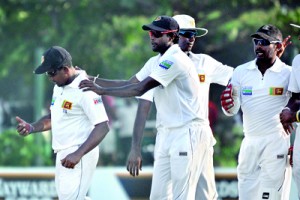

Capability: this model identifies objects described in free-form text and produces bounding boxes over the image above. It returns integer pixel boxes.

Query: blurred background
[0,0,299,199]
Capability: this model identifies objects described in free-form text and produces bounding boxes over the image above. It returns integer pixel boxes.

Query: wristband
[296,110,300,122]
[93,74,99,83]
[282,107,291,111]
[29,124,35,134]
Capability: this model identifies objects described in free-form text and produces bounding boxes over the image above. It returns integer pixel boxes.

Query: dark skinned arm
[16,114,52,136]
[61,121,110,168]
[91,75,139,87]
[280,92,300,134]
[79,76,160,97]
[127,99,152,176]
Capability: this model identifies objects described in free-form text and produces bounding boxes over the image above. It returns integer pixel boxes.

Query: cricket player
[220,24,291,200]
[16,46,109,200]
[280,23,300,199]
[126,14,234,200]
[79,15,215,200]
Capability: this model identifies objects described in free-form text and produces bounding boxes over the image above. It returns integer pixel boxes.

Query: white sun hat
[291,23,300,28]
[173,14,208,37]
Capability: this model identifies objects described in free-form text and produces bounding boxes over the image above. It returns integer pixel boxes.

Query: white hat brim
[180,27,208,37]
[290,23,300,28]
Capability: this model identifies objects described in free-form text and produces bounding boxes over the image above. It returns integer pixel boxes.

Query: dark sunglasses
[179,30,197,38]
[148,30,177,38]
[252,38,280,46]
[46,67,64,77]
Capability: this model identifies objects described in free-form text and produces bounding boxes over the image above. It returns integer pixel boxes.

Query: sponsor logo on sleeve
[242,86,252,95]
[61,100,72,110]
[93,97,103,104]
[159,60,174,70]
[269,87,283,96]
[51,98,56,106]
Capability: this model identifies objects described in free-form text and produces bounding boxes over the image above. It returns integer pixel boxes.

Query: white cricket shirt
[50,71,108,151]
[288,54,300,93]
[231,58,291,136]
[139,52,233,126]
[189,52,233,125]
[136,44,202,128]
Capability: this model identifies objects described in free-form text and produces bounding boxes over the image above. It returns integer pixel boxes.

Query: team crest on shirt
[51,97,56,106]
[242,86,252,95]
[269,87,283,96]
[62,100,72,110]
[93,97,103,104]
[159,60,174,70]
[198,74,205,82]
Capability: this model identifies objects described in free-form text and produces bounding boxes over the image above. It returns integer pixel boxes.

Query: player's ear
[276,42,282,50]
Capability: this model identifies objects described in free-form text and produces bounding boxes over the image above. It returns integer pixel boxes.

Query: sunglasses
[148,30,177,38]
[252,38,280,46]
[179,30,197,38]
[46,67,64,77]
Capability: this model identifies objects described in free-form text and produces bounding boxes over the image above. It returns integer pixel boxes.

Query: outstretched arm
[79,76,160,97]
[127,99,152,176]
[91,75,139,87]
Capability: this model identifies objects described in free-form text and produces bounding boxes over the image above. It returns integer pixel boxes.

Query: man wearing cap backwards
[280,23,300,199]
[220,24,292,199]
[15,46,110,200]
[125,14,233,200]
[79,15,214,199]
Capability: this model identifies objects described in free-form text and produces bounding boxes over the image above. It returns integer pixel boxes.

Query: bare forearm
[131,100,152,151]
[285,92,300,112]
[94,75,139,87]
[102,84,146,97]
[31,114,52,133]
[102,77,160,98]
[74,121,109,157]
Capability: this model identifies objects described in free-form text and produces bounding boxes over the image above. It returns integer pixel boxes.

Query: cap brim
[34,63,52,74]
[250,32,279,42]
[290,23,300,29]
[142,24,167,32]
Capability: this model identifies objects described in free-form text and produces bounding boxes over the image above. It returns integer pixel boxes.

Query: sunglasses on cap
[148,30,177,38]
[179,30,197,38]
[252,38,280,46]
[45,67,64,77]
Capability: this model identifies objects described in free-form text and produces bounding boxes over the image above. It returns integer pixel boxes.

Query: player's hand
[282,122,294,135]
[79,79,104,95]
[280,109,296,134]
[277,35,292,58]
[61,152,81,169]
[289,146,293,167]
[15,116,34,136]
[280,108,295,123]
[220,84,234,112]
[127,149,143,177]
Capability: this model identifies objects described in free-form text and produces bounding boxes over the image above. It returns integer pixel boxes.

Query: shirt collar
[159,44,181,62]
[247,57,283,72]
[65,70,87,89]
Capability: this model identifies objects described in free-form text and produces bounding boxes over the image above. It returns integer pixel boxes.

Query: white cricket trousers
[195,146,218,200]
[55,145,99,200]
[293,124,300,199]
[237,132,290,200]
[150,121,214,200]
